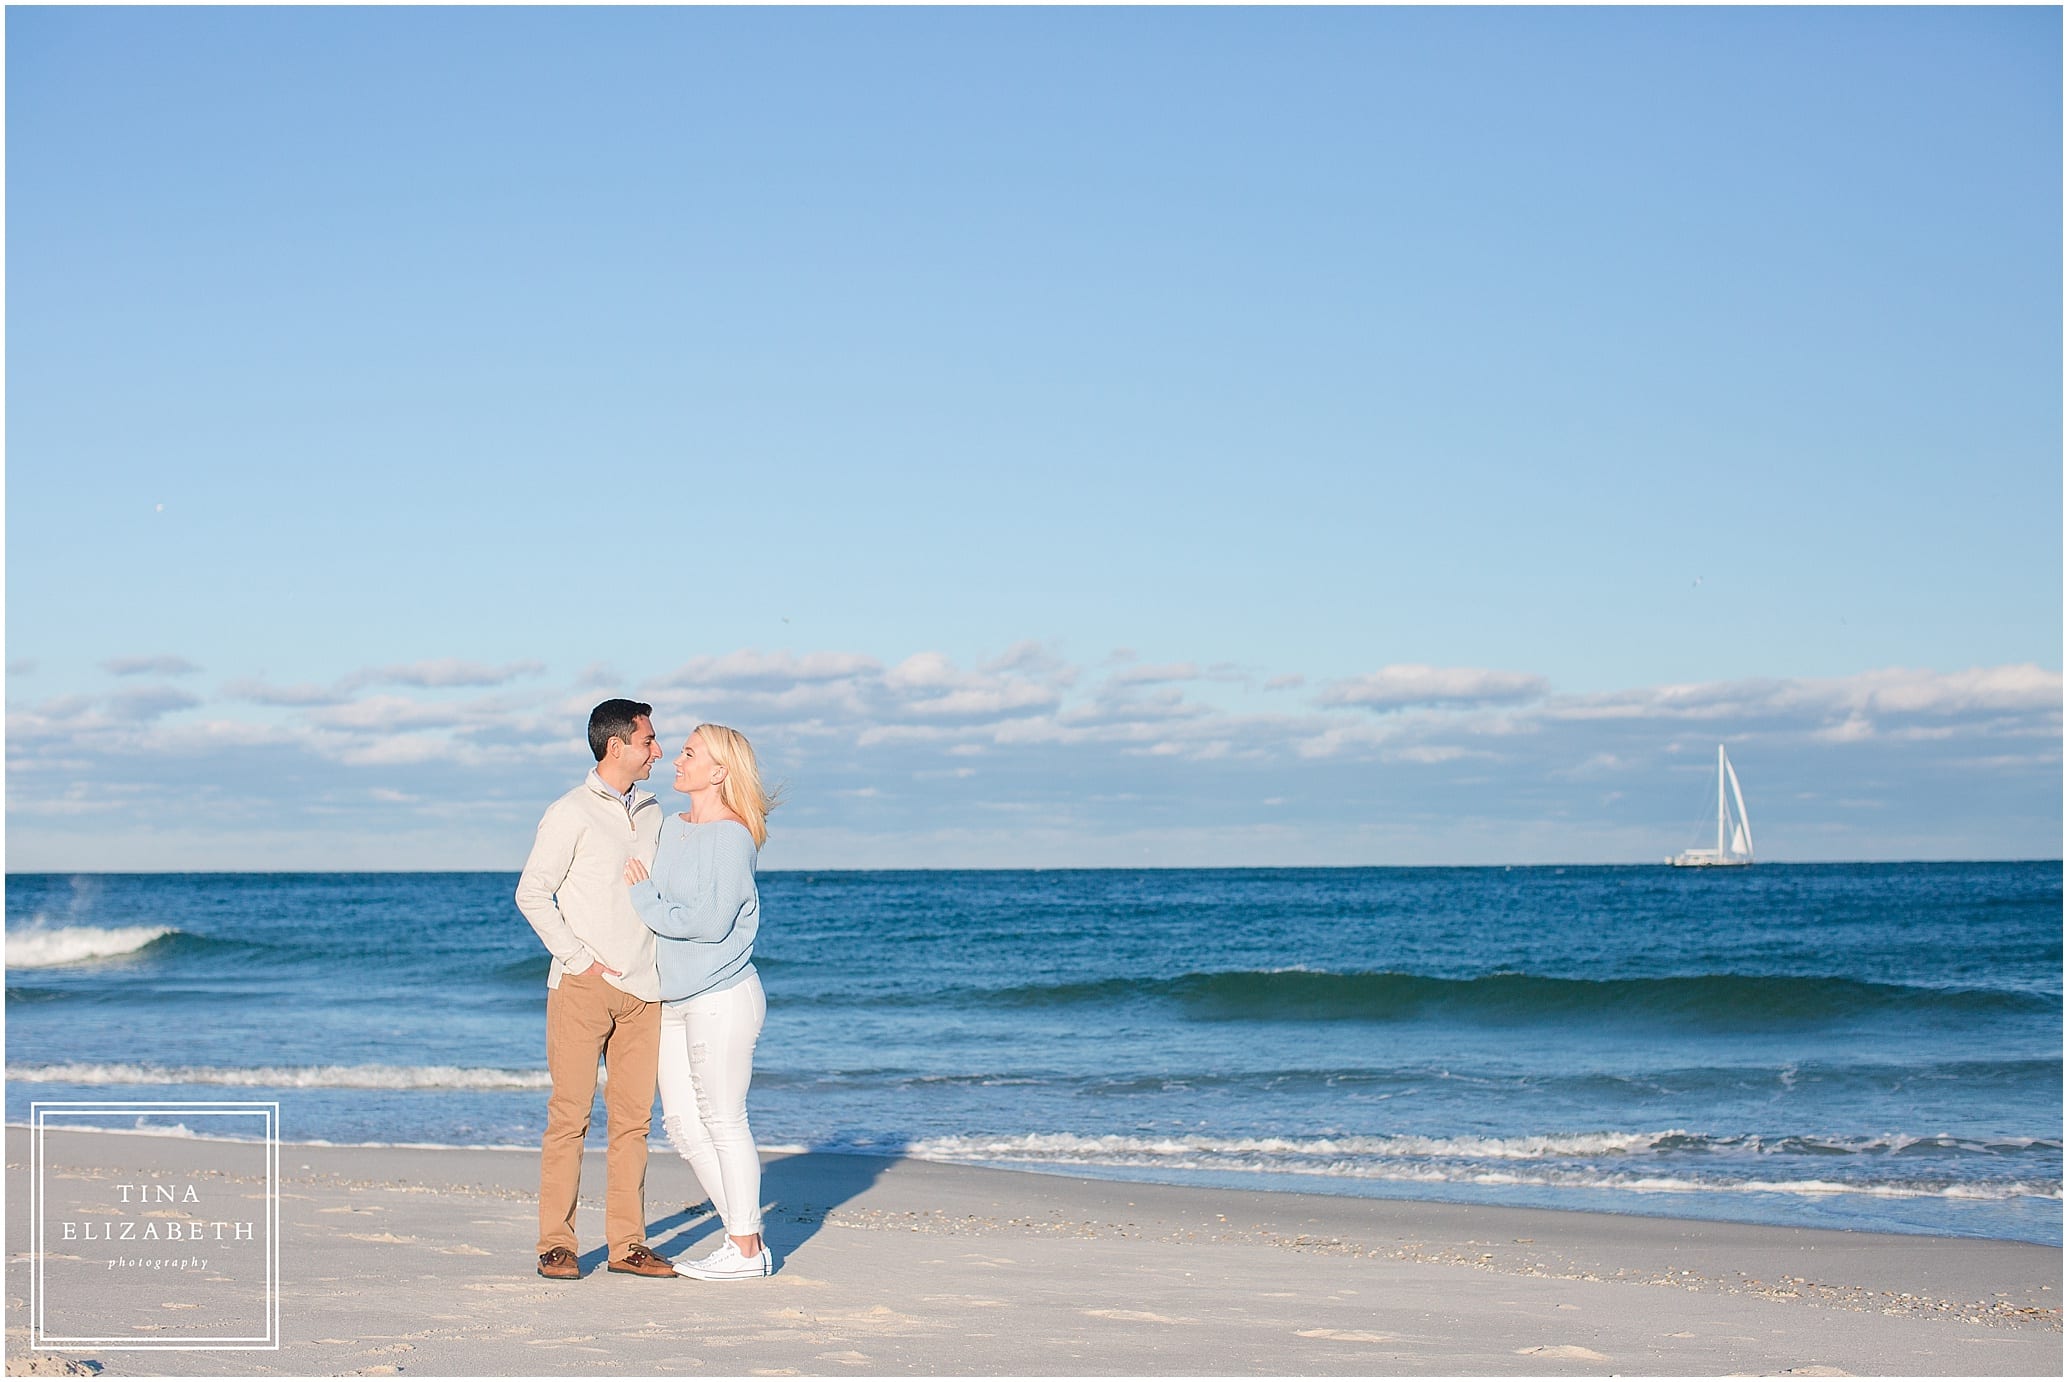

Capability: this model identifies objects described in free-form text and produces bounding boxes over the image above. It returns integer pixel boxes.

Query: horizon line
[4,858,2060,878]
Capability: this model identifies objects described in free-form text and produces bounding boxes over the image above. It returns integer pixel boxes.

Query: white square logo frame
[30,1100,281,1351]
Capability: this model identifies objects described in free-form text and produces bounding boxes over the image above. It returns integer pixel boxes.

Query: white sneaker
[673,1239,774,1281]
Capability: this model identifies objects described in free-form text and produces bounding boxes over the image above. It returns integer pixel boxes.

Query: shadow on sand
[647,1142,909,1262]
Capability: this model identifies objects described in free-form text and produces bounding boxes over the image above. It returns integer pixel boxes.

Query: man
[514,698,673,1279]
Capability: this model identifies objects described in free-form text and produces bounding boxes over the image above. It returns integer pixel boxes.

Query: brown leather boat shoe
[537,1246,580,1280]
[606,1244,674,1278]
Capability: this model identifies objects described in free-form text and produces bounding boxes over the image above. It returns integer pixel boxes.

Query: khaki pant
[537,972,660,1258]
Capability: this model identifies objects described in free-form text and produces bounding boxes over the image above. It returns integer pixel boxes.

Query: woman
[623,722,776,1281]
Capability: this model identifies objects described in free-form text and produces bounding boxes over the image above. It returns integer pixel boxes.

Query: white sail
[1725,757,1754,860]
[1669,744,1755,867]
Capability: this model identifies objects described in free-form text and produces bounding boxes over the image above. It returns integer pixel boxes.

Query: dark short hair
[588,699,653,761]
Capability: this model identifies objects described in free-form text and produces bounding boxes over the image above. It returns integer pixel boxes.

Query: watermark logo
[30,1101,280,1351]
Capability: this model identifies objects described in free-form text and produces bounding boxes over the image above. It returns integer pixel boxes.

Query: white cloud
[336,733,455,766]
[665,649,882,689]
[879,649,1069,720]
[1062,684,1211,727]
[1318,665,1550,711]
[981,641,1076,683]
[1385,745,1495,765]
[1291,719,1398,760]
[884,652,961,692]
[223,677,349,707]
[855,723,981,747]
[305,695,484,732]
[5,646,2058,868]
[104,654,202,677]
[108,686,201,722]
[8,694,98,732]
[1841,663,2060,714]
[1108,662,1200,685]
[224,661,545,707]
[1548,664,2064,738]
[1814,714,1876,744]
[349,659,546,689]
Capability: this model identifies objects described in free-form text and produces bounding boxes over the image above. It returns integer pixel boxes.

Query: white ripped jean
[656,969,766,1237]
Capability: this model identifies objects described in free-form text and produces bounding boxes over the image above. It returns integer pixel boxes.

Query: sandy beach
[4,1127,2059,1376]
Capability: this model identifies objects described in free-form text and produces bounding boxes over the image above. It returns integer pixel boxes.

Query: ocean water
[5,864,2060,1245]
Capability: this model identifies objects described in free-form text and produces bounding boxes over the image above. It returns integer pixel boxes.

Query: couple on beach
[513,699,777,1283]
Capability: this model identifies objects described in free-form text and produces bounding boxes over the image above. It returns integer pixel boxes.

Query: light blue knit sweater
[627,815,760,1003]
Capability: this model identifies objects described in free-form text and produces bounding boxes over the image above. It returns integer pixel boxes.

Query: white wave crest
[8,1062,555,1091]
[7,925,175,967]
[911,1130,1691,1162]
[902,1132,2064,1202]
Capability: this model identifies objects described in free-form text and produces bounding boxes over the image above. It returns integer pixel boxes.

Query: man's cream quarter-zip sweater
[514,770,663,1001]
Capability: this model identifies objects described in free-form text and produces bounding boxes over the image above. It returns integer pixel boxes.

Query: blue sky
[6,6,2060,870]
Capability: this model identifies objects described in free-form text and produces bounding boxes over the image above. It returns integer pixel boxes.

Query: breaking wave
[7,1062,554,1091]
[899,1131,2063,1201]
[6,925,179,967]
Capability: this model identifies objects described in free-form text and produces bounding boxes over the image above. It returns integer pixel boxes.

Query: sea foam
[6,925,174,967]
[7,1062,555,1090]
[900,1132,2064,1201]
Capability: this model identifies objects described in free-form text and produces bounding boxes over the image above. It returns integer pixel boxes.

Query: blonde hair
[696,722,778,848]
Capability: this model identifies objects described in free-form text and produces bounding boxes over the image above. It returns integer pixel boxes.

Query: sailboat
[1667,744,1754,867]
